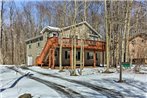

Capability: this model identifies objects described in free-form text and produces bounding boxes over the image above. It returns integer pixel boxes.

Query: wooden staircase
[35,37,58,66]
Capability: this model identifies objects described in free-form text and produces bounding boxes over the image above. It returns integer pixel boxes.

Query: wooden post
[102,51,104,67]
[94,51,96,67]
[52,49,55,69]
[82,48,85,68]
[48,49,51,68]
[59,32,62,71]
[70,48,73,69]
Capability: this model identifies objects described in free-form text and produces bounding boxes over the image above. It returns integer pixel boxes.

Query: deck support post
[51,49,55,69]
[102,51,104,67]
[94,51,96,67]
[82,48,84,68]
[48,49,51,68]
[70,48,73,69]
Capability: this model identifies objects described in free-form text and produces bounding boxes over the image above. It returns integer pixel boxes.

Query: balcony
[58,38,105,51]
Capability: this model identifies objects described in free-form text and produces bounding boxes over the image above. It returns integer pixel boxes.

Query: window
[76,52,80,60]
[29,45,31,49]
[53,34,56,37]
[75,35,78,39]
[37,42,40,47]
[96,53,98,60]
[65,51,70,59]
[87,52,93,60]
[39,37,43,41]
[55,50,58,56]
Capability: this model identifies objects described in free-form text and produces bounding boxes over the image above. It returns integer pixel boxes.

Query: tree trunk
[0,1,4,64]
[104,0,110,72]
[125,0,133,62]
[72,0,77,76]
[59,31,63,71]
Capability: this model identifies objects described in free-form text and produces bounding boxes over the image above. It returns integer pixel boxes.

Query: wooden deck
[36,37,106,68]
[59,37,106,51]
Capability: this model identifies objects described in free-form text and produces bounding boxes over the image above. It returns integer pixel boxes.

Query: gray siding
[62,24,98,40]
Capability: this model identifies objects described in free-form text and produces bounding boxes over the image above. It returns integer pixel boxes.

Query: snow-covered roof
[40,26,61,34]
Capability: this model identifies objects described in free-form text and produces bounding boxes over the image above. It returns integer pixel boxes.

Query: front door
[27,56,33,65]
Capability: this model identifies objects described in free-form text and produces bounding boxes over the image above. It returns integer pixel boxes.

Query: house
[25,21,106,68]
[129,33,147,64]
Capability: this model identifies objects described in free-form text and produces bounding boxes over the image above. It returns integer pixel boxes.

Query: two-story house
[25,21,106,68]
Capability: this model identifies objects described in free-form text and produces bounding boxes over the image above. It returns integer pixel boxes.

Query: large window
[65,51,70,59]
[55,50,58,56]
[76,51,80,60]
[87,52,93,60]
[96,53,98,60]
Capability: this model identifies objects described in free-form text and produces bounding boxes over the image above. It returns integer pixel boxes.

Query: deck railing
[58,38,106,51]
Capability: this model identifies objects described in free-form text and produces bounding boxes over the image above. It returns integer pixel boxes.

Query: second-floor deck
[49,37,106,51]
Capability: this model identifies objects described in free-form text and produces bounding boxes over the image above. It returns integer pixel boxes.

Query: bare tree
[0,0,4,64]
[104,0,110,72]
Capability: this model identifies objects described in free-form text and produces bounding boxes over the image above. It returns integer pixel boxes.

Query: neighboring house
[129,33,147,64]
[25,21,106,68]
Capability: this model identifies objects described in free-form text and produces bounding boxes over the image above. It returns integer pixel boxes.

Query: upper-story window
[29,45,31,49]
[39,37,43,41]
[37,42,40,47]
[53,33,56,37]
[47,32,58,37]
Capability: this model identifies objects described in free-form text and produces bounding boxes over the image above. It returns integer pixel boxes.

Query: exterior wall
[26,31,59,65]
[26,34,48,65]
[26,40,44,64]
[129,36,147,64]
[62,24,98,40]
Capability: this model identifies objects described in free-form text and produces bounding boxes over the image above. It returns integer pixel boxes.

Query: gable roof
[26,21,102,42]
[61,21,102,38]
[40,21,102,38]
[129,33,147,41]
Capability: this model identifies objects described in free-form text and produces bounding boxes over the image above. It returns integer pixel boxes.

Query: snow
[40,26,61,34]
[0,66,61,98]
[0,65,147,98]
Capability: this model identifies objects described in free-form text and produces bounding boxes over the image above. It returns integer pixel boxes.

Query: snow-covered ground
[0,65,147,98]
